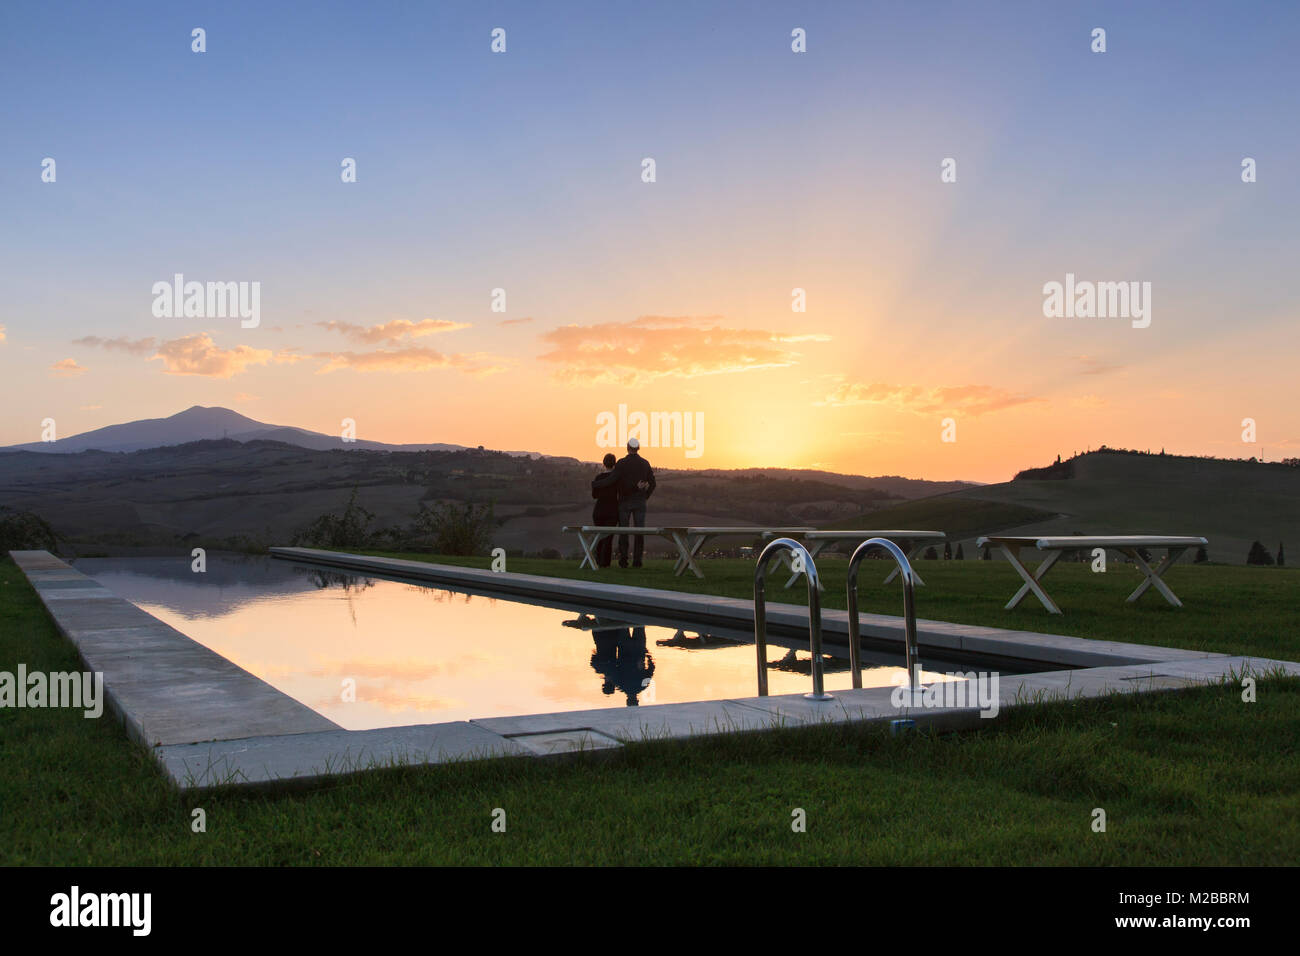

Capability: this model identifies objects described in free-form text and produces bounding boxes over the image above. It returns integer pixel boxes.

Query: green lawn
[2,555,1298,865]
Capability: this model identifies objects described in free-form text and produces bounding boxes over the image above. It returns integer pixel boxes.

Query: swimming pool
[74,554,1000,731]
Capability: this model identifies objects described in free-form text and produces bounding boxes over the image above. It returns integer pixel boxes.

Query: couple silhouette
[590,437,656,568]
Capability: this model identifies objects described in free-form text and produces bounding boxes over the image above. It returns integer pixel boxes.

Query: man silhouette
[612,437,655,568]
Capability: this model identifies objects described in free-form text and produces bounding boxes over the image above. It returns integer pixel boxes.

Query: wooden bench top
[562,526,814,535]
[798,529,946,540]
[562,526,668,534]
[977,535,1207,549]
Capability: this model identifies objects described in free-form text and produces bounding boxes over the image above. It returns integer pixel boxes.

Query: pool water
[75,554,972,731]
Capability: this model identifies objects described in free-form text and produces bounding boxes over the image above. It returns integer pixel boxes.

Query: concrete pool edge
[7,550,340,747]
[155,656,1300,790]
[12,548,1300,793]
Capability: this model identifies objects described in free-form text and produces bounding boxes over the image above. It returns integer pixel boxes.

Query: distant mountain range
[0,406,982,554]
[3,406,538,457]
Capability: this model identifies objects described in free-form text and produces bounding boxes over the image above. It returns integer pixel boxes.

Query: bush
[292,488,376,550]
[0,508,60,557]
[413,500,495,556]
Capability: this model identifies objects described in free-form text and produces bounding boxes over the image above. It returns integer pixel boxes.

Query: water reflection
[768,648,855,676]
[72,553,981,731]
[590,624,656,706]
[304,569,374,592]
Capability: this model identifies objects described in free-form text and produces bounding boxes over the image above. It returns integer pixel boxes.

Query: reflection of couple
[590,624,656,706]
[590,438,656,568]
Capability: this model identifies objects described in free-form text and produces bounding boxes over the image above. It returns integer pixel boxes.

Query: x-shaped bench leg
[669,531,705,578]
[883,542,929,587]
[1000,544,1063,614]
[1122,547,1187,606]
[576,531,603,571]
[674,533,712,576]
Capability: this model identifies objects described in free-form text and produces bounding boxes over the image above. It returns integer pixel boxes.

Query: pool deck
[11,548,1300,791]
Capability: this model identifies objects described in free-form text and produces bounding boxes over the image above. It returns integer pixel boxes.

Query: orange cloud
[538,315,828,386]
[151,334,273,378]
[319,319,470,344]
[73,335,157,355]
[50,358,86,377]
[1076,354,1125,376]
[313,346,507,376]
[818,381,1040,416]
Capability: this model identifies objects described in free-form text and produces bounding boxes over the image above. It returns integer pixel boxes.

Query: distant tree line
[1014,446,1300,481]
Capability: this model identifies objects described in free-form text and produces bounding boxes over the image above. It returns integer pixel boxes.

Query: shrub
[292,488,376,550]
[413,500,495,556]
[0,508,60,557]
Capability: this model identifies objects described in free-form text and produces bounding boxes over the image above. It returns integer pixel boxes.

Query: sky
[2,0,1298,483]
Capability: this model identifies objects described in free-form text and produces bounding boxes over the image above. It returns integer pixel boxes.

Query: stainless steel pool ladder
[754,538,832,700]
[847,537,921,693]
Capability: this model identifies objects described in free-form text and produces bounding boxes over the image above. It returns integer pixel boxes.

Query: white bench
[975,535,1208,614]
[562,526,814,578]
[763,530,947,588]
[669,527,815,578]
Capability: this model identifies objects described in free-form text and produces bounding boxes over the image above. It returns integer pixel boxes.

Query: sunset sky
[2,1,1297,483]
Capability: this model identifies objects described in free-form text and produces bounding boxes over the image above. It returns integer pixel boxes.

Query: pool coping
[10,549,1300,791]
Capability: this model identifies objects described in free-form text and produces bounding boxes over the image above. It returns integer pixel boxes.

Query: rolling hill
[838,451,1300,566]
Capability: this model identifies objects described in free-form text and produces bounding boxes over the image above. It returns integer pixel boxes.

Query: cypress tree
[1247,540,1274,566]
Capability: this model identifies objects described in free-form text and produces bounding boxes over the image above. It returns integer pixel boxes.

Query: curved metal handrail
[754,537,831,700]
[846,537,920,693]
